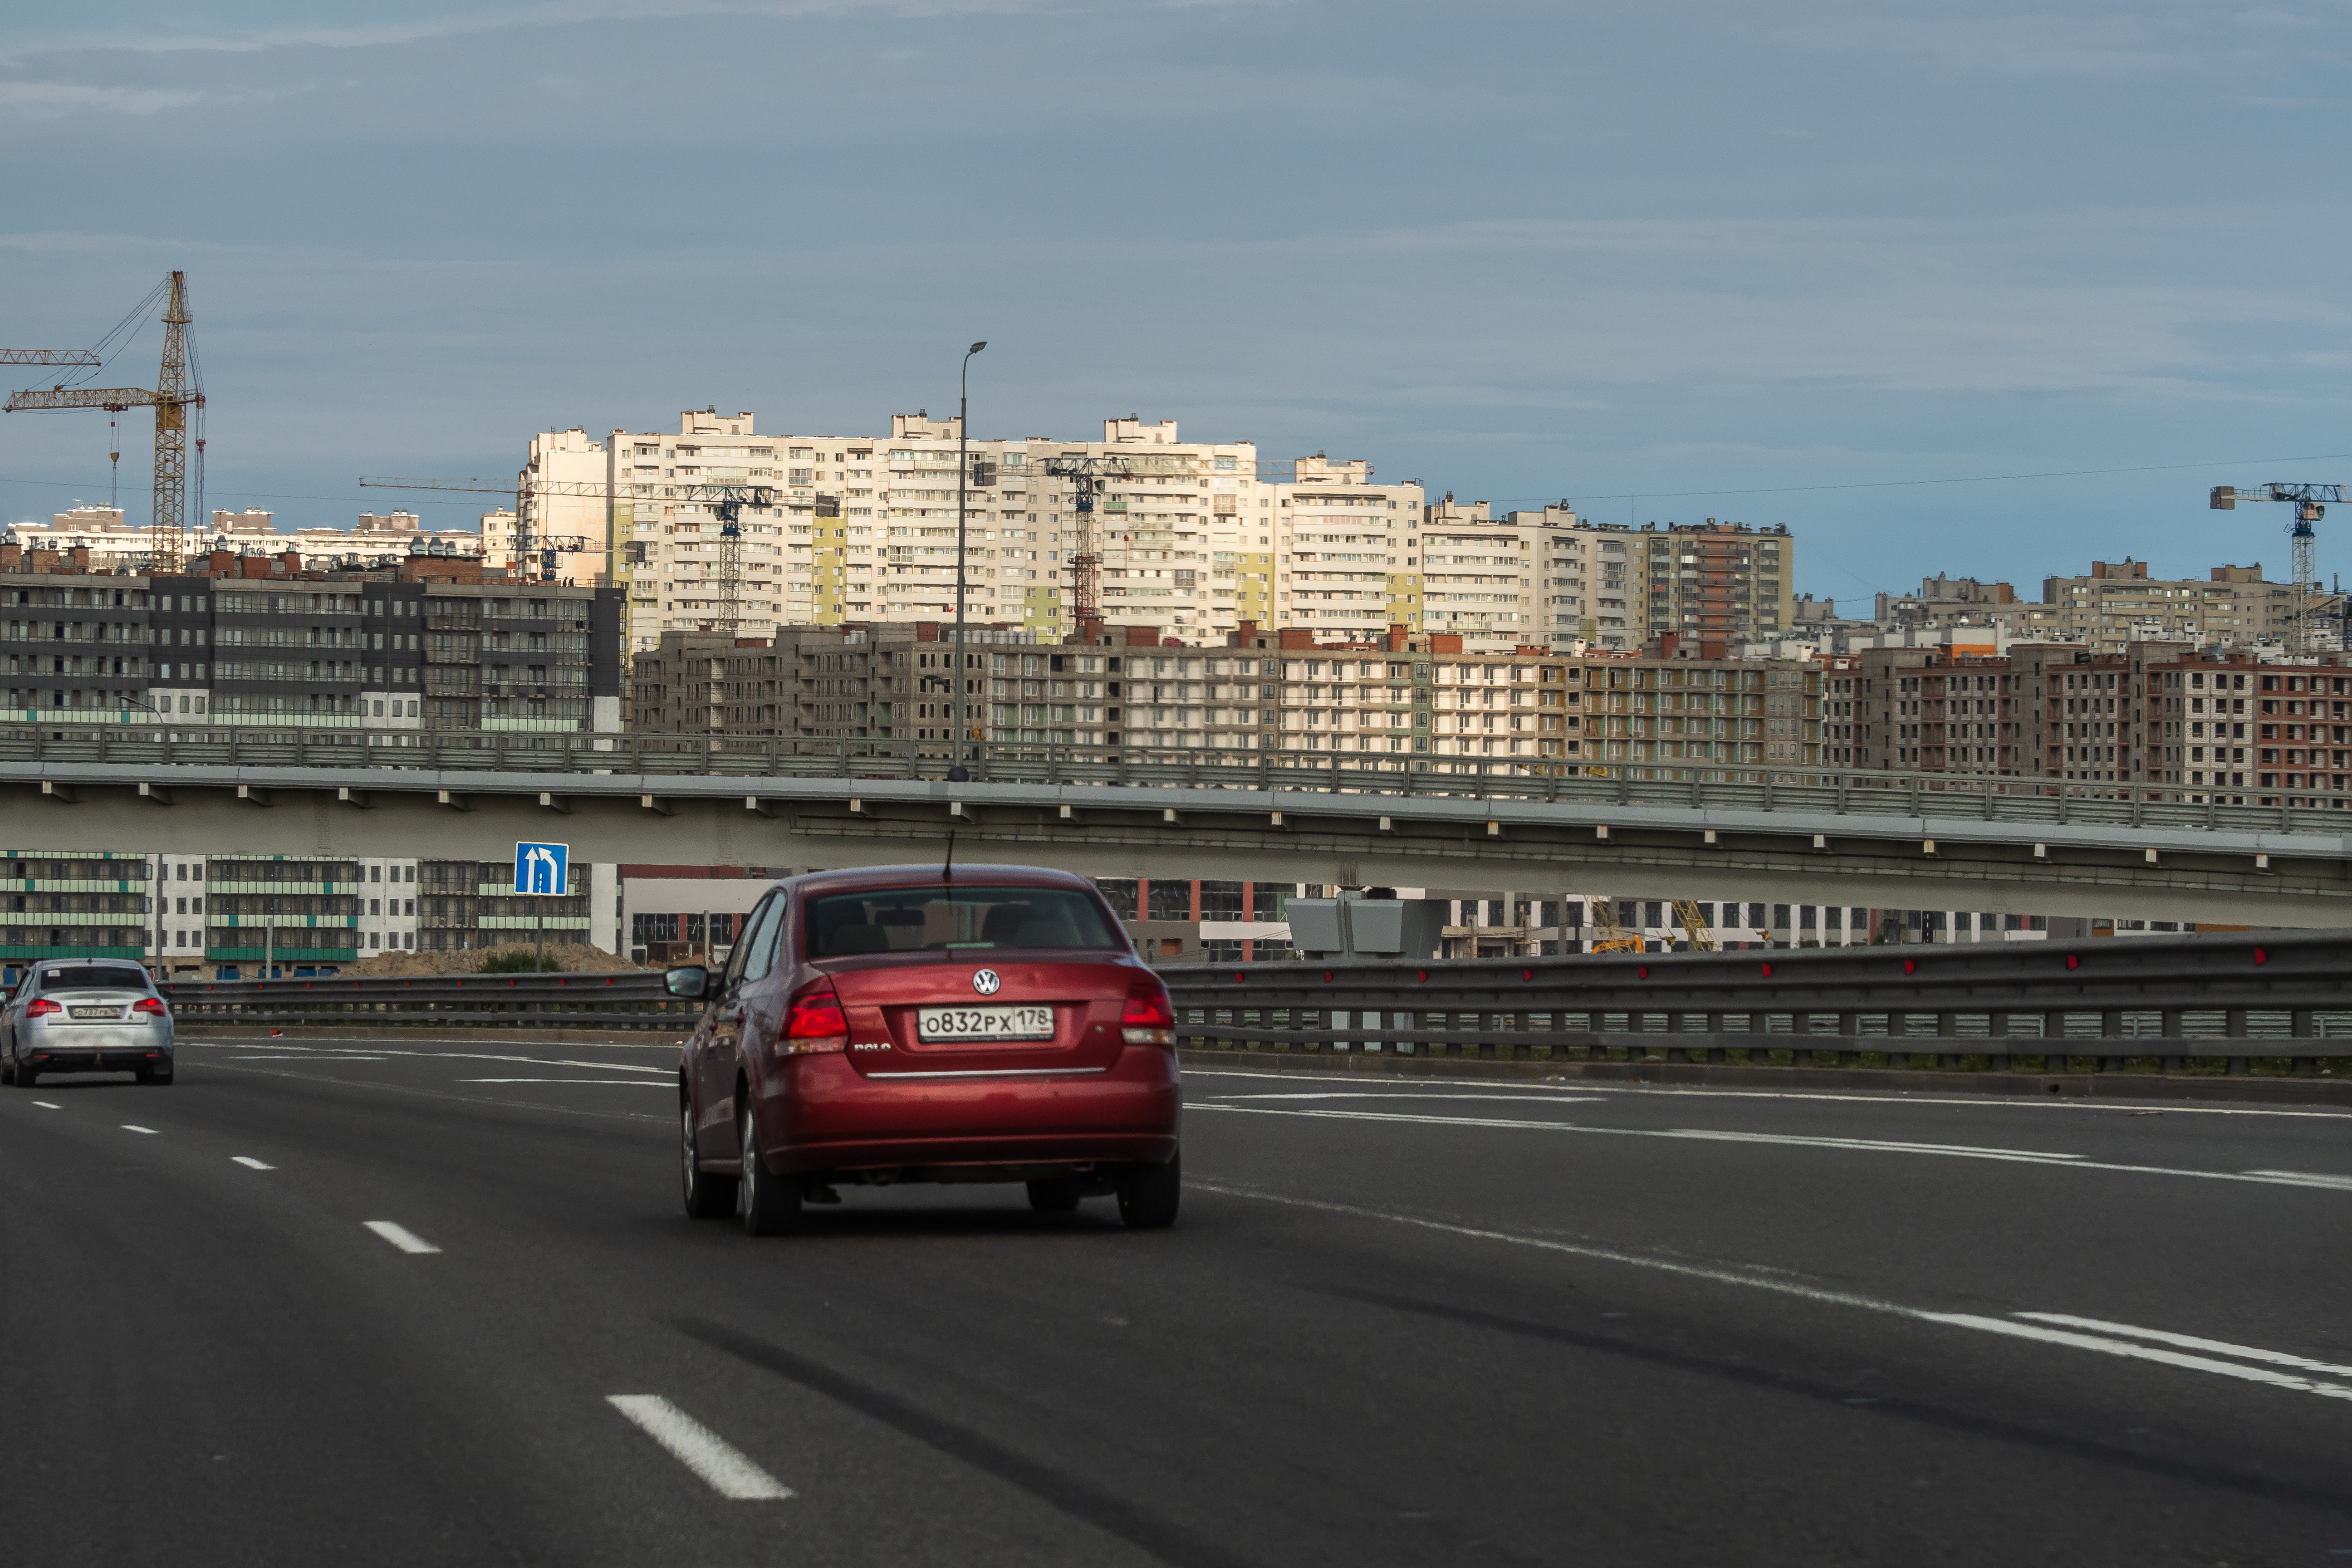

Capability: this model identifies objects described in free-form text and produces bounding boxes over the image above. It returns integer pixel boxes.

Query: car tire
[0,1050,14,1086]
[1115,1149,1181,1230]
[737,1100,803,1237]
[1027,1177,1084,1214]
[681,1100,736,1220]
[143,1062,174,1086]
[15,1057,35,1090]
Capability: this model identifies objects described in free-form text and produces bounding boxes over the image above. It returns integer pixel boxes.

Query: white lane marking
[456,1078,670,1086]
[121,1124,160,1135]
[227,1054,389,1062]
[183,1041,673,1075]
[2245,1169,2352,1191]
[31,1100,60,1110]
[232,1156,274,1171]
[2015,1313,2352,1380]
[1184,1067,2352,1120]
[1215,1092,1603,1105]
[1190,1102,2352,1191]
[606,1396,794,1500]
[364,1220,442,1255]
[1194,1181,2352,1406]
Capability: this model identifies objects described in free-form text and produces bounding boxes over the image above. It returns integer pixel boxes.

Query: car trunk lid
[821,956,1134,1078]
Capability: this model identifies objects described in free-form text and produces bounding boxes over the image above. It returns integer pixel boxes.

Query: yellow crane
[1671,899,1718,952]
[4,272,204,573]
[1586,897,1644,955]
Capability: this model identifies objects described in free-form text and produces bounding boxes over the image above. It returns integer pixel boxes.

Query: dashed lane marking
[121,1124,159,1135]
[457,1077,671,1086]
[31,1101,59,1110]
[363,1220,441,1255]
[606,1395,793,1500]
[232,1156,274,1171]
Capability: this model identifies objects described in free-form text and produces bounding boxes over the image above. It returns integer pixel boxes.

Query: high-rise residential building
[1269,456,1425,642]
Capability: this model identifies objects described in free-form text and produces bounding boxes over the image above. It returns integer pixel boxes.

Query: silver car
[2,960,175,1088]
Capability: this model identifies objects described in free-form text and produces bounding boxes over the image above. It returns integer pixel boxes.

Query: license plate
[69,1006,120,1020]
[916,1004,1054,1041]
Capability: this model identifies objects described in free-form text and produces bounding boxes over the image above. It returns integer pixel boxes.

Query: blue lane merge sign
[514,841,570,895]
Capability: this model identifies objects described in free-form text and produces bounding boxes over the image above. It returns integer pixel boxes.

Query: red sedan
[672,864,1181,1235]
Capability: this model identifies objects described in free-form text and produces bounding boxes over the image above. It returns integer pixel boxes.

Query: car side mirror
[665,965,709,1000]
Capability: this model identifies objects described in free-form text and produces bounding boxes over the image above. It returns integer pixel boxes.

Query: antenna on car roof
[942,830,956,884]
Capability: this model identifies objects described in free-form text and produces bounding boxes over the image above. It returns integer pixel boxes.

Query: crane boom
[2210,483,2343,654]
[0,350,101,368]
[3,271,202,573]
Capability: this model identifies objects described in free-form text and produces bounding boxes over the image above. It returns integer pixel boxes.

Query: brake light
[1121,984,1175,1046]
[134,997,167,1017]
[25,998,59,1017]
[776,984,848,1057]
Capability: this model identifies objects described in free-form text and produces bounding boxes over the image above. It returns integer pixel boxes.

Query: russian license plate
[69,1006,120,1020]
[916,1004,1054,1042]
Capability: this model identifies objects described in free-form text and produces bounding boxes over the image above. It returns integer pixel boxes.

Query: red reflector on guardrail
[1903,959,1915,975]
[2065,954,2079,970]
[1522,969,1532,981]
[1761,963,1773,978]
[2255,948,2268,965]
[1637,965,1650,979]
[1323,971,1333,982]
[1234,972,1245,984]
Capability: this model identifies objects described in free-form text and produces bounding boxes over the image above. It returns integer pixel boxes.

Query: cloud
[0,81,202,118]
[0,0,1271,66]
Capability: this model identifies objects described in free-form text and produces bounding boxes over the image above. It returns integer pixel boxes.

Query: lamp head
[969,341,987,354]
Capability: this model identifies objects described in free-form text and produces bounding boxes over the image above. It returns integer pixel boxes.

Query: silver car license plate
[916,1004,1054,1041]
[69,1006,121,1020]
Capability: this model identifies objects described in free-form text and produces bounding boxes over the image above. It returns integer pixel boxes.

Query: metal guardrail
[160,935,2352,1079]
[1159,930,2352,1077]
[163,969,690,1031]
[4,728,2349,838]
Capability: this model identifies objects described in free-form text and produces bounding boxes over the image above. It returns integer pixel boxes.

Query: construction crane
[359,476,776,629]
[1671,899,1719,952]
[1585,898,1644,955]
[2210,483,2347,654]
[4,273,204,573]
[1041,455,1308,631]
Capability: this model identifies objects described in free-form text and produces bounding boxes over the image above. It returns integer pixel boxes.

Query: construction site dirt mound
[343,943,645,979]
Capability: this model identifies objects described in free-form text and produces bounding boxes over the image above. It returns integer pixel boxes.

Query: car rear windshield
[39,964,152,994]
[807,886,1124,958]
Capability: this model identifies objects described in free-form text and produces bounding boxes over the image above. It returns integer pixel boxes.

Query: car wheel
[1027,1177,1083,1214]
[1115,1149,1181,1230]
[681,1100,735,1220]
[15,1056,35,1090]
[737,1100,803,1237]
[0,1049,13,1086]
[143,1061,173,1086]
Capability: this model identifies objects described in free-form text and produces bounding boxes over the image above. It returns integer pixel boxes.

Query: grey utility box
[1288,898,1447,961]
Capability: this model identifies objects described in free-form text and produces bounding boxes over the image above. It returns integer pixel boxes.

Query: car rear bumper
[22,1045,173,1073]
[755,1045,1180,1175]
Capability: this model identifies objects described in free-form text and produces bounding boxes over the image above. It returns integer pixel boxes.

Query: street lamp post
[951,340,986,767]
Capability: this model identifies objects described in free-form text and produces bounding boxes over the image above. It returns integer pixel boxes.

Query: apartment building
[3,505,484,573]
[589,411,1282,655]
[1270,456,1425,642]
[0,549,623,737]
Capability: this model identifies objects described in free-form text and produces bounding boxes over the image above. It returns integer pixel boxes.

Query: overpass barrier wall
[1159,930,2352,1079]
[9,727,2352,838]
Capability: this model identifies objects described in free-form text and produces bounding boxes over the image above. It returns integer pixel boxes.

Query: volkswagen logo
[971,969,1002,996]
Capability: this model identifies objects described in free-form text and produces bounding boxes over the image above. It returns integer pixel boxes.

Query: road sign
[514,842,569,896]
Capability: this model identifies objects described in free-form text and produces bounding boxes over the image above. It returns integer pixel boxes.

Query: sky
[1,0,2348,609]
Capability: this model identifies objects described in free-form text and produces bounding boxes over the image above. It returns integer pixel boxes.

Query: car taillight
[134,997,167,1017]
[25,998,60,1017]
[1121,984,1175,1046]
[776,984,849,1057]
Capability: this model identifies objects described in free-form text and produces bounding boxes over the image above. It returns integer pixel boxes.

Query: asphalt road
[6,1037,2352,1566]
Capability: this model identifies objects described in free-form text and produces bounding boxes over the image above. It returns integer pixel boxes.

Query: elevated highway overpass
[3,736,2348,924]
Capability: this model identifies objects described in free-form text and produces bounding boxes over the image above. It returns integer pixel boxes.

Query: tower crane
[360,475,777,628]
[4,273,204,573]
[1041,455,1313,633]
[2209,484,2347,654]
